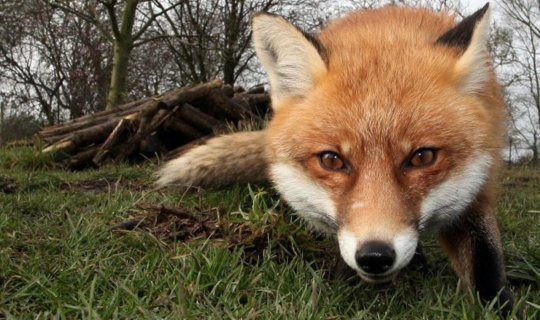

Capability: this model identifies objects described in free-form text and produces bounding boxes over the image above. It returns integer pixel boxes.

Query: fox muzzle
[338,228,418,283]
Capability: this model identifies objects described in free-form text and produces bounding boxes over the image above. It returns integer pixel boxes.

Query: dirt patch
[111,204,269,247]
[111,204,331,264]
[111,204,224,242]
[0,176,17,194]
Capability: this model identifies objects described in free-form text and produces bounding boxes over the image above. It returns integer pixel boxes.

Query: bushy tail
[156,131,267,188]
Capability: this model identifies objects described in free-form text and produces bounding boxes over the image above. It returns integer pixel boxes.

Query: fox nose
[355,242,395,274]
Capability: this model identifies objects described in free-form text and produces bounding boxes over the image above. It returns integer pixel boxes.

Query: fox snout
[338,228,419,283]
[356,241,396,275]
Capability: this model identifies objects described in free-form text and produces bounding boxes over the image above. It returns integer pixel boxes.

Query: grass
[0,146,539,319]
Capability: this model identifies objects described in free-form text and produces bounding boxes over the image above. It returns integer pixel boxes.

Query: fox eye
[318,151,347,172]
[406,148,437,168]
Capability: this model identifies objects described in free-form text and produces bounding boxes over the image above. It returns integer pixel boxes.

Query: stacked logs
[38,80,270,169]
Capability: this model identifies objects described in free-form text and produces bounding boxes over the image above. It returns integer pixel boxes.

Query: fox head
[253,4,506,283]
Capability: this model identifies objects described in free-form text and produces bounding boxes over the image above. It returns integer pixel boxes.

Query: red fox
[157,3,513,313]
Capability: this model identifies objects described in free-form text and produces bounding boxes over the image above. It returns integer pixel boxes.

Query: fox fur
[156,131,267,187]
[157,3,513,314]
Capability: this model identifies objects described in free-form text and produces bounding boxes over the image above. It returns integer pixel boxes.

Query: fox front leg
[438,206,513,315]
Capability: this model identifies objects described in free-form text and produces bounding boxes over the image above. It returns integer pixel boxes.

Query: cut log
[112,100,165,162]
[164,117,204,140]
[42,118,127,154]
[208,90,257,120]
[39,98,153,139]
[68,145,100,169]
[158,79,223,109]
[42,140,75,154]
[233,86,245,93]
[40,81,221,140]
[240,93,271,107]
[246,86,265,94]
[177,103,222,132]
[221,84,235,97]
[92,117,134,166]
[41,97,151,131]
[165,135,213,160]
[36,80,270,169]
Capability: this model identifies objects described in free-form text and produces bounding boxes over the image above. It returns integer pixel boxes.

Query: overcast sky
[462,0,500,15]
[463,0,491,11]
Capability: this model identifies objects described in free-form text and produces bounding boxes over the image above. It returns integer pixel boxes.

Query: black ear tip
[435,2,491,50]
[474,3,490,19]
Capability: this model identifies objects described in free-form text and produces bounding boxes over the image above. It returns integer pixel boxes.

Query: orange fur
[266,6,506,231]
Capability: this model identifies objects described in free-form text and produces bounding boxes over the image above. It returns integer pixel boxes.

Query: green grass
[1,147,539,319]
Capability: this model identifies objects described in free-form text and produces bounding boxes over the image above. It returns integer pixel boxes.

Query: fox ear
[252,13,327,109]
[436,3,491,94]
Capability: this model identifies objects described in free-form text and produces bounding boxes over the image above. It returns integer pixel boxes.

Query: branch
[132,0,184,42]
[133,34,192,48]
[99,0,121,39]
[44,0,114,43]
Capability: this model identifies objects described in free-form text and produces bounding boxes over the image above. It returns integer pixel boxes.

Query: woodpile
[37,80,270,169]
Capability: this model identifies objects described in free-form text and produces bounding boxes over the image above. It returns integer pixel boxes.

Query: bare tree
[155,1,222,85]
[155,0,335,88]
[0,98,5,146]
[497,0,540,165]
[1,1,66,124]
[1,0,111,124]
[156,0,280,87]
[45,0,182,109]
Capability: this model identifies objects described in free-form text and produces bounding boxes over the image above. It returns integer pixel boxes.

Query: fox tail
[155,130,267,188]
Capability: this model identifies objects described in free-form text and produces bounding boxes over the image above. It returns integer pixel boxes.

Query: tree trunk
[532,134,540,166]
[0,100,4,146]
[106,40,133,110]
[507,138,513,166]
[223,60,235,85]
[105,0,138,110]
